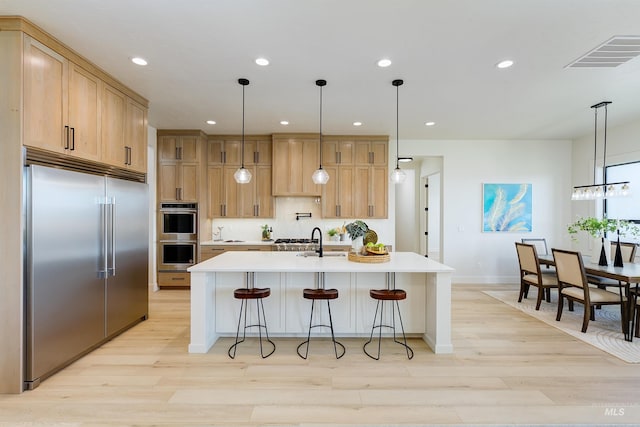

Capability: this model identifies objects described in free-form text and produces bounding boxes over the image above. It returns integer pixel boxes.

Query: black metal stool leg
[228,298,246,359]
[297,300,316,359]
[393,300,414,359]
[257,297,276,358]
[326,300,345,359]
[363,299,383,360]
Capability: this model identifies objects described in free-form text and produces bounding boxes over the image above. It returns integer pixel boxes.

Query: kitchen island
[187,251,455,354]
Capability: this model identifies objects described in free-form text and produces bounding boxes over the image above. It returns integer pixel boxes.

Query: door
[105,177,149,336]
[25,166,105,384]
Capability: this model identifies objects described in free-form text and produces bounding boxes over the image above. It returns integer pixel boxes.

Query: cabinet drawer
[201,246,226,260]
[158,272,190,287]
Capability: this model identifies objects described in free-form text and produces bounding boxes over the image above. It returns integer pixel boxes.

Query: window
[605,161,640,243]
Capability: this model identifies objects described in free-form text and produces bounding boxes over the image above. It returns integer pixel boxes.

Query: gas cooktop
[274,238,319,244]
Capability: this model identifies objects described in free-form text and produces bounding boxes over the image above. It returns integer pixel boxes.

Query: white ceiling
[3,0,640,141]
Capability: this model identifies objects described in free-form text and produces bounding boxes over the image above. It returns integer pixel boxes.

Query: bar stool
[363,273,414,360]
[228,272,276,359]
[297,272,345,359]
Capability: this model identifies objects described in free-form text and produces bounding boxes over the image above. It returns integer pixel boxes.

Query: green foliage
[345,220,369,240]
[567,217,640,240]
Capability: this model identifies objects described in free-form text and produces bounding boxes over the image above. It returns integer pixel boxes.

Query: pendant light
[390,79,406,184]
[571,101,630,200]
[234,78,252,184]
[312,79,330,185]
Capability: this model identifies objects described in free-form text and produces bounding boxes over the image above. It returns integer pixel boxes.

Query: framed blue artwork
[483,183,532,232]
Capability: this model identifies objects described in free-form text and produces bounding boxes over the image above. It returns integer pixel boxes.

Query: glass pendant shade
[312,167,330,185]
[234,167,252,184]
[390,167,406,184]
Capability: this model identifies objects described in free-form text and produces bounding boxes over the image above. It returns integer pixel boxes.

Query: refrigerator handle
[110,198,116,276]
[98,199,108,279]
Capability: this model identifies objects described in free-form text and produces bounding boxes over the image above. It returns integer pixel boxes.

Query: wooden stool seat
[370,289,406,301]
[234,287,271,299]
[303,288,338,300]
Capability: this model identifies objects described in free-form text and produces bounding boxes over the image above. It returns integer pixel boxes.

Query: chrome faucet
[311,227,323,257]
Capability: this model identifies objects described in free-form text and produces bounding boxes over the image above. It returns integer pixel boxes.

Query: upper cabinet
[157,132,204,203]
[22,33,148,173]
[322,137,388,219]
[206,135,273,218]
[102,84,147,172]
[272,134,321,197]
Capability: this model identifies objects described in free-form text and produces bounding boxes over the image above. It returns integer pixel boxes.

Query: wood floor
[1,284,639,426]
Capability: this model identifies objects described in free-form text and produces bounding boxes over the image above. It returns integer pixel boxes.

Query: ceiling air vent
[566,36,640,68]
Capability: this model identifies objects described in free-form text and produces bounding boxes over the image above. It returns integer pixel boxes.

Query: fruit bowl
[366,247,388,255]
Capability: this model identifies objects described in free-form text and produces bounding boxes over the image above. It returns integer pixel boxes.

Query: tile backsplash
[205,197,394,244]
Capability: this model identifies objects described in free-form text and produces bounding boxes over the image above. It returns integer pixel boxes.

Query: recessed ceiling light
[353,121,362,126]
[131,57,148,66]
[255,57,269,66]
[377,58,392,68]
[280,120,289,125]
[496,59,514,69]
[425,121,435,126]
[206,120,216,125]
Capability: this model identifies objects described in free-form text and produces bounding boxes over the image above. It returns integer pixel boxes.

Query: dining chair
[552,248,627,333]
[521,238,555,274]
[515,242,558,310]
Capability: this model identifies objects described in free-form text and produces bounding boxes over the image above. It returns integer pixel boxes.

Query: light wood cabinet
[24,35,147,172]
[157,134,202,202]
[322,139,354,166]
[157,272,190,288]
[322,165,354,218]
[24,36,101,162]
[102,85,147,172]
[355,139,388,166]
[272,135,321,196]
[201,244,271,262]
[207,136,272,218]
[354,165,388,218]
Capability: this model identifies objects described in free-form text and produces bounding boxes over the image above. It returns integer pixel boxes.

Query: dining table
[539,253,640,342]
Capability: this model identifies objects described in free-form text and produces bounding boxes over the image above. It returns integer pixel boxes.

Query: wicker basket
[347,251,390,263]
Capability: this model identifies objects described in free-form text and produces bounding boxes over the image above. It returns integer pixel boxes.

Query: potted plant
[327,227,339,241]
[567,216,639,265]
[345,220,369,252]
[261,224,272,241]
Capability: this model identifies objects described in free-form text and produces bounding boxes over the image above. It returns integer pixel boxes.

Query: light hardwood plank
[1,284,639,425]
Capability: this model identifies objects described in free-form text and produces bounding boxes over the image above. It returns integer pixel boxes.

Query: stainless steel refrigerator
[24,165,149,389]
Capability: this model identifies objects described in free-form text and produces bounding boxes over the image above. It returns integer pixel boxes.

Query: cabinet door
[179,163,199,202]
[323,140,354,166]
[338,166,355,218]
[178,136,199,162]
[354,166,370,218]
[369,166,388,218]
[255,165,273,217]
[272,138,320,196]
[158,136,179,162]
[224,140,242,165]
[158,163,198,202]
[159,163,179,202]
[125,99,147,172]
[370,140,388,165]
[301,140,321,195]
[67,63,101,162]
[207,140,225,165]
[208,166,224,217]
[23,36,67,153]
[271,139,290,195]
[101,84,127,167]
[244,139,272,165]
[322,165,340,218]
[223,166,240,217]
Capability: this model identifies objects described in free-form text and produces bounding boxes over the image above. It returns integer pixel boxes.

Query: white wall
[395,168,418,252]
[402,138,573,283]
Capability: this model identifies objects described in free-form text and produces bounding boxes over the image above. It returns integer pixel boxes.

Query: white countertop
[188,251,455,273]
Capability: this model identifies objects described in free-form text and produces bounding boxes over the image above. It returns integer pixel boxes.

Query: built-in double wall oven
[158,202,197,271]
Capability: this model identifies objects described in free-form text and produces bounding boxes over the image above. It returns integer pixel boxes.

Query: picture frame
[483,183,532,232]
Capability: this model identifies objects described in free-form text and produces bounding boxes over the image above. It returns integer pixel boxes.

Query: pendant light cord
[603,103,608,187]
[593,106,597,185]
[396,82,400,169]
[241,82,246,169]
[318,80,324,169]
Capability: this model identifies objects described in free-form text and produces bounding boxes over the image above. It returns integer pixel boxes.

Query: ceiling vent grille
[566,36,640,68]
